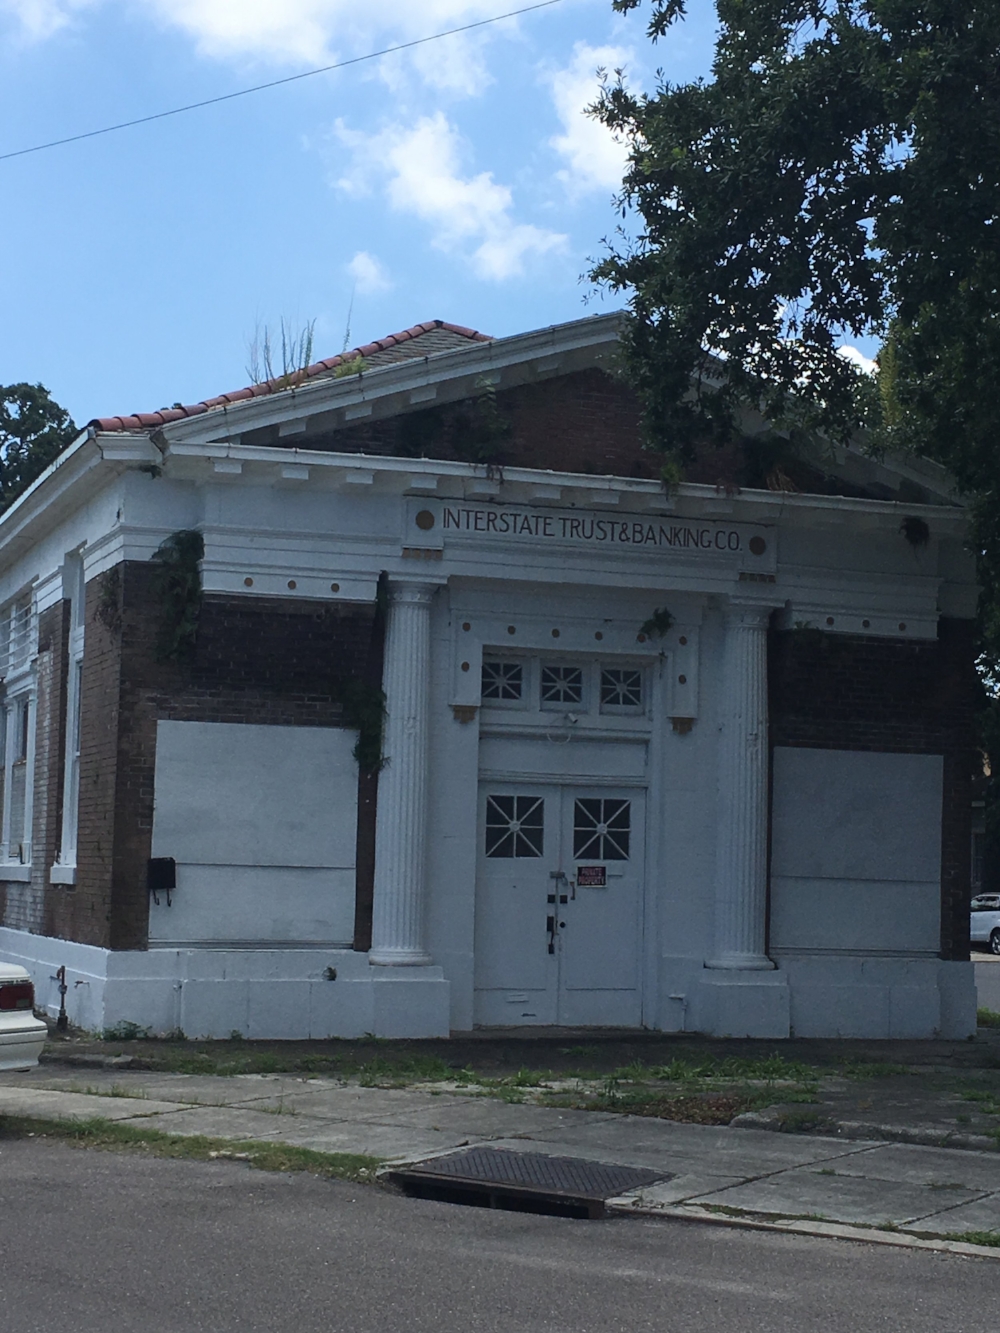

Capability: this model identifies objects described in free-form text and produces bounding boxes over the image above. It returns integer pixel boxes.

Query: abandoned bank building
[0,313,980,1040]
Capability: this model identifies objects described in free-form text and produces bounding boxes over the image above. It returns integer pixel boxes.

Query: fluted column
[369,580,438,966]
[707,601,775,970]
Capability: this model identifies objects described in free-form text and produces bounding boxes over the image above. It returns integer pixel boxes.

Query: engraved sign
[437,504,773,564]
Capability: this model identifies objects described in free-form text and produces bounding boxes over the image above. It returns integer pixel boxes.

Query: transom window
[574,798,631,861]
[482,660,523,701]
[485,795,544,858]
[600,668,643,711]
[540,664,583,706]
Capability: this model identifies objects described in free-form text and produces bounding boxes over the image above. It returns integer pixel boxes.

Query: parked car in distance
[0,964,47,1070]
[971,895,1000,955]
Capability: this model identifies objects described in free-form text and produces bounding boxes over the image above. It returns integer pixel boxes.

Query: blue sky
[0,0,725,425]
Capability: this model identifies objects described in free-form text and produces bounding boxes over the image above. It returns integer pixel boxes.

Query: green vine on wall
[639,606,674,639]
[339,678,387,774]
[150,529,204,662]
[95,565,122,633]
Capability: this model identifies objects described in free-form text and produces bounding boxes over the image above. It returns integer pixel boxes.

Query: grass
[76,1084,149,1100]
[0,1114,380,1181]
[978,1008,1000,1029]
[114,1046,478,1084]
[958,1087,1000,1120]
[950,1230,1000,1248]
[838,1060,915,1080]
[524,1051,821,1125]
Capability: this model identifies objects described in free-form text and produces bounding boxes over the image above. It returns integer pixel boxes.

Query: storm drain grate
[389,1147,670,1219]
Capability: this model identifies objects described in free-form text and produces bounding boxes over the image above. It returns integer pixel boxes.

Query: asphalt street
[2,1141,998,1333]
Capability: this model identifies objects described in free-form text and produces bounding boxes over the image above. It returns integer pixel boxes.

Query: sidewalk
[2,1062,999,1253]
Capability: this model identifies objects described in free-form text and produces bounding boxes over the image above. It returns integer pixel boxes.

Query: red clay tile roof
[90,320,491,434]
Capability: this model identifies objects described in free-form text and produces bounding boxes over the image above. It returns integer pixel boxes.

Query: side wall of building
[31,562,378,951]
[768,618,978,961]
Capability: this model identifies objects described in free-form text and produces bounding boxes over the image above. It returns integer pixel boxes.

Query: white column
[707,601,775,970]
[369,580,438,966]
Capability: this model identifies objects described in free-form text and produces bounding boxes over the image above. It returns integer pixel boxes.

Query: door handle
[546,915,557,954]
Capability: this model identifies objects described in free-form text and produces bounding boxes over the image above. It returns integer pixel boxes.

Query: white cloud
[335,112,565,281]
[3,1,519,66]
[838,344,878,375]
[0,0,92,40]
[547,42,632,198]
[408,29,493,97]
[347,250,391,295]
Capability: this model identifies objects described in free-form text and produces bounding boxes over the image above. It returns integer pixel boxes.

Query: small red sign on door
[576,865,607,888]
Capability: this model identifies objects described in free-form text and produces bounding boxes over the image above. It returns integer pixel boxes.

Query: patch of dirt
[585,1092,757,1125]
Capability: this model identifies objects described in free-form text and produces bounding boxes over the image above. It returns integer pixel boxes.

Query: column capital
[385,579,442,607]
[721,599,777,631]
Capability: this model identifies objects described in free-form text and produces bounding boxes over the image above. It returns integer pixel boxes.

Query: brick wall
[0,603,70,937]
[62,569,123,947]
[257,369,655,478]
[63,562,378,951]
[35,602,70,936]
[768,619,978,961]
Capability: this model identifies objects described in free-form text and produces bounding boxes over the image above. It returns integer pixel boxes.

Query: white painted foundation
[0,928,449,1039]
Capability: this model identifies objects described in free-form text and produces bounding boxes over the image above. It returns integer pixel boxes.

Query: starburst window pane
[600,668,643,710]
[540,664,583,705]
[482,661,523,701]
[573,798,631,861]
[485,793,544,858]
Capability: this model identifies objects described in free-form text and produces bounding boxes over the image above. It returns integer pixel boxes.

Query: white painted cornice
[0,429,162,569]
[156,439,969,538]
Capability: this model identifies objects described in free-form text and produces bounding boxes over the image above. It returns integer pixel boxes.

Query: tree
[0,382,77,510]
[593,1,1000,559]
[594,0,1000,882]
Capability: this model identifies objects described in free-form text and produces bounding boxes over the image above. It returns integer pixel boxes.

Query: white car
[971,895,1000,955]
[0,964,47,1071]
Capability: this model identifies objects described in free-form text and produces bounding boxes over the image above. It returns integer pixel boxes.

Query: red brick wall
[35,601,70,937]
[768,619,978,961]
[0,602,70,937]
[64,562,378,951]
[65,570,124,947]
[262,369,655,478]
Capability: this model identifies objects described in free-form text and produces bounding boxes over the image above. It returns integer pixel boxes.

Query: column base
[705,953,775,971]
[693,967,790,1038]
[368,947,434,967]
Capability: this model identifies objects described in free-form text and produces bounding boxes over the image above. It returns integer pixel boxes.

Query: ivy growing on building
[339,678,387,774]
[149,529,204,662]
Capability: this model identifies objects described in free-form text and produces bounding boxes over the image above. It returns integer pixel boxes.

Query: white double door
[473,782,645,1027]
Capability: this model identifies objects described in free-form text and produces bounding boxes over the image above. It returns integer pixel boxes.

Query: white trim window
[0,593,37,869]
[56,554,86,875]
[481,659,526,705]
[599,666,644,715]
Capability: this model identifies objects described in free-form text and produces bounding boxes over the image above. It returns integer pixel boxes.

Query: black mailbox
[147,857,176,905]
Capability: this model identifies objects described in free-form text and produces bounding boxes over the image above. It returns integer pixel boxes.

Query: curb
[608,1198,1000,1260]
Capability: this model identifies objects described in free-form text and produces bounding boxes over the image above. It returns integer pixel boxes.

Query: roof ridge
[90,319,492,434]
